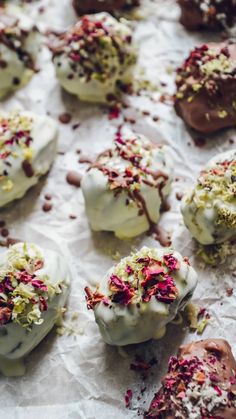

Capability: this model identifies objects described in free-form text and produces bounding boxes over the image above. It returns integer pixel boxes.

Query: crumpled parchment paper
[0,0,235,418]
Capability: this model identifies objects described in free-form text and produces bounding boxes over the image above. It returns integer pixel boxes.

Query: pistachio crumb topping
[197,240,236,266]
[0,244,63,329]
[189,156,236,228]
[175,44,236,102]
[217,207,236,227]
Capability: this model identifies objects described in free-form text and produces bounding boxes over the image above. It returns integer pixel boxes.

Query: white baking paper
[0,0,235,418]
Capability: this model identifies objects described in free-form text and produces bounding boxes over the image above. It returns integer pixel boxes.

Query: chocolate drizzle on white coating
[83,128,172,239]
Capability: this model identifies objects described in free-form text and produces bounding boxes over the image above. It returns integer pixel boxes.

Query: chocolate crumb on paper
[59,113,72,124]
[66,171,81,187]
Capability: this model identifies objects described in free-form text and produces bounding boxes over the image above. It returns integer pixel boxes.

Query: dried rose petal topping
[145,339,236,418]
[0,243,63,328]
[84,247,197,347]
[0,306,12,325]
[85,249,188,310]
[125,389,133,408]
[109,274,135,305]
[163,254,180,271]
[85,286,109,309]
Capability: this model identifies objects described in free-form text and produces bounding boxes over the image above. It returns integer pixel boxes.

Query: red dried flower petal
[163,254,180,271]
[39,296,48,311]
[125,389,133,408]
[213,385,222,396]
[16,270,35,284]
[34,259,44,271]
[108,106,120,120]
[109,274,135,305]
[0,306,12,325]
[142,275,178,304]
[84,286,109,310]
[31,279,48,292]
[125,265,133,275]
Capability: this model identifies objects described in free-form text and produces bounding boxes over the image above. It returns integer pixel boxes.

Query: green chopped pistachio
[197,318,209,335]
[218,110,228,118]
[0,244,63,329]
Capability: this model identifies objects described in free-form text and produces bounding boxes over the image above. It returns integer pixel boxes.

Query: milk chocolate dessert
[72,0,139,15]
[178,0,236,31]
[175,41,236,133]
[146,339,236,418]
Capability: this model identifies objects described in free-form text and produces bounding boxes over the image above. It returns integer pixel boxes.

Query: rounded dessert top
[0,7,37,72]
[146,339,236,419]
[0,243,63,329]
[51,12,136,85]
[176,42,236,104]
[86,128,171,222]
[85,246,191,309]
[185,150,236,229]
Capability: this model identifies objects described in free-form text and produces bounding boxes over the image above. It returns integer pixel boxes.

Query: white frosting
[181,149,236,245]
[0,5,39,99]
[89,246,197,346]
[0,111,58,208]
[81,127,173,239]
[53,13,136,103]
[0,242,70,376]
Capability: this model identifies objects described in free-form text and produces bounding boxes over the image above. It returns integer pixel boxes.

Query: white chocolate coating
[181,149,236,245]
[52,13,136,103]
[0,243,70,375]
[0,6,39,99]
[87,246,197,346]
[81,128,173,239]
[0,111,58,208]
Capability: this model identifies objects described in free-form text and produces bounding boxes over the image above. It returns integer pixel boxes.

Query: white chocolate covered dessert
[0,110,58,208]
[81,128,173,239]
[181,149,236,245]
[0,6,39,99]
[51,13,136,103]
[85,246,197,346]
[0,242,70,376]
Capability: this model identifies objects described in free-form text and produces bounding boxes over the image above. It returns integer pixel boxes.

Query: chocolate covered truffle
[72,0,139,15]
[175,42,236,133]
[85,246,197,346]
[51,12,136,103]
[178,0,236,31]
[0,6,39,99]
[0,242,70,376]
[145,339,236,418]
[0,110,58,208]
[81,127,173,239]
[181,149,236,245]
